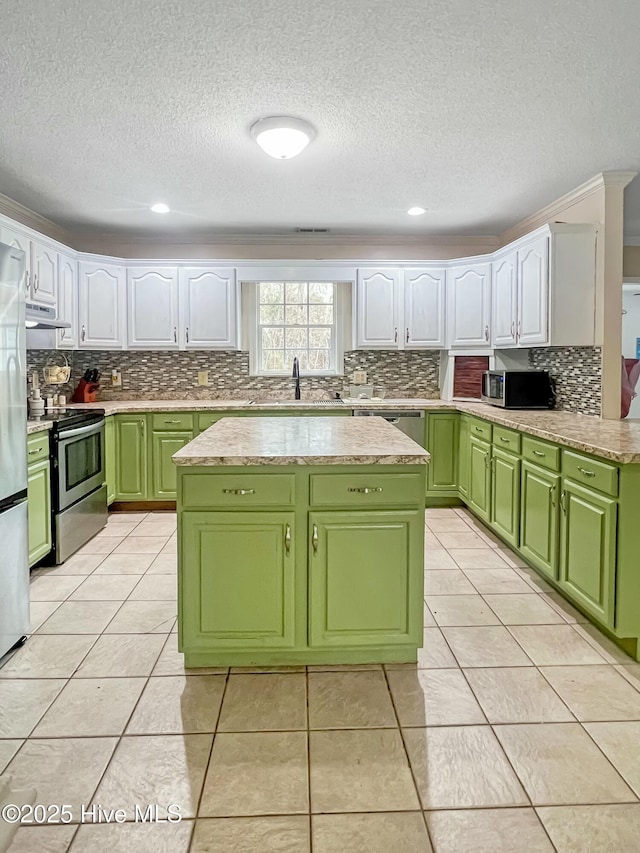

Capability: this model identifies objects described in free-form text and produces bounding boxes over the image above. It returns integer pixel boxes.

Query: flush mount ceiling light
[407,206,427,216]
[250,116,316,159]
[150,202,170,214]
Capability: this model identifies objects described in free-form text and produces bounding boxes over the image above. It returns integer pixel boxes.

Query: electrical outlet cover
[198,371,209,386]
[352,370,367,384]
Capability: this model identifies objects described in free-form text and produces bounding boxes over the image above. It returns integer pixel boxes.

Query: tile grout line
[305,664,313,852]
[380,665,436,849]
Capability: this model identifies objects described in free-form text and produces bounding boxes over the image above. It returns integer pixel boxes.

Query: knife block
[71,379,99,403]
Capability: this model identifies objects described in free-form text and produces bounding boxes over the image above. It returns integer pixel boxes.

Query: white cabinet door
[30,240,57,307]
[356,269,400,348]
[447,262,492,348]
[78,262,126,348]
[492,252,518,348]
[0,225,31,298]
[403,268,446,348]
[56,252,78,349]
[127,267,179,348]
[518,236,549,346]
[179,267,238,349]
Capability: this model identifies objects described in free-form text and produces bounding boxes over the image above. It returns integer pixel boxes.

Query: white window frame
[247,282,346,377]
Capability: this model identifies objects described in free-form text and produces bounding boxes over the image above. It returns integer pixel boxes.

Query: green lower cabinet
[458,415,470,498]
[115,415,148,500]
[105,416,116,505]
[559,480,617,627]
[151,431,193,499]
[490,448,521,548]
[425,413,459,497]
[27,459,52,566]
[468,435,491,521]
[308,510,423,648]
[181,511,296,649]
[519,461,560,580]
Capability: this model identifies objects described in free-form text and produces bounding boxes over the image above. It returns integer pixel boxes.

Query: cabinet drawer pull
[33,273,39,292]
[577,466,595,478]
[511,321,515,338]
[285,524,291,554]
[347,486,383,494]
[186,327,189,343]
[81,324,86,342]
[173,326,177,343]
[560,489,567,513]
[484,325,489,341]
[164,419,182,424]
[475,426,485,433]
[312,523,318,554]
[499,436,510,443]
[405,327,409,343]
[222,488,255,496]
[532,449,545,457]
[25,272,30,294]
[28,447,43,455]
[394,327,398,343]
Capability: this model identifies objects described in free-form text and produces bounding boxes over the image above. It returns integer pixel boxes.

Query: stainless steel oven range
[49,409,107,563]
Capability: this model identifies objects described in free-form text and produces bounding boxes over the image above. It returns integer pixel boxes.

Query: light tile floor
[1,507,640,851]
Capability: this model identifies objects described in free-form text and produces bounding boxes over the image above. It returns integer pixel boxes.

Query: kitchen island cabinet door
[27,459,51,566]
[490,447,521,548]
[559,481,616,627]
[519,461,560,580]
[115,415,148,500]
[425,412,459,496]
[458,415,470,498]
[308,510,423,648]
[105,416,116,505]
[181,512,296,649]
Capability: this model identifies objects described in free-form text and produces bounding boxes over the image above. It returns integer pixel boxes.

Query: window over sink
[252,281,341,376]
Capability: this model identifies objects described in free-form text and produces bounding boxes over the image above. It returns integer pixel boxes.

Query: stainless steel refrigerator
[0,241,29,660]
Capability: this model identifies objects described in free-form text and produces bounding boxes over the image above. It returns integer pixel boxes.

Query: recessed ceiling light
[250,116,316,159]
[407,206,426,216]
[150,203,170,214]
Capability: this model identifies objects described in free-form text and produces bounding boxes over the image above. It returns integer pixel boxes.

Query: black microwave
[481,370,555,409]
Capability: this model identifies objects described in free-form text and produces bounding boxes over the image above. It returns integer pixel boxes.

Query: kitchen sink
[248,399,344,405]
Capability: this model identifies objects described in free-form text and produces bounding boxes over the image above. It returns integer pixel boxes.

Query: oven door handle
[58,419,105,440]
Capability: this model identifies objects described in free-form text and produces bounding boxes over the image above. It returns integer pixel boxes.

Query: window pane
[308,282,334,304]
[260,282,284,304]
[309,327,331,349]
[262,350,285,371]
[261,327,284,349]
[286,350,309,371]
[260,305,284,325]
[309,305,333,325]
[285,327,308,349]
[285,304,307,325]
[308,350,330,370]
[285,282,307,303]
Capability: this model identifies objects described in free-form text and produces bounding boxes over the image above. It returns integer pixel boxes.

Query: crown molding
[0,192,74,247]
[500,171,638,246]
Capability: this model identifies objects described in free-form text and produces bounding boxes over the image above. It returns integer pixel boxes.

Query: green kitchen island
[173,416,429,667]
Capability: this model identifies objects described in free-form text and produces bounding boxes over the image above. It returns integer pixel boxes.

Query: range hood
[25,302,71,330]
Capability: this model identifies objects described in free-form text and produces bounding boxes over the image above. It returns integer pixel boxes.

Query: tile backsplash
[528,346,602,416]
[26,349,442,401]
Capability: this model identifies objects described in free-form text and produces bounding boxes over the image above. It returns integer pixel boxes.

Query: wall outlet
[111,369,122,388]
[198,371,209,386]
[352,370,367,384]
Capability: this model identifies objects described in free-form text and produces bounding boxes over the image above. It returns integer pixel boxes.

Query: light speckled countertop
[27,420,53,434]
[172,416,431,466]
[62,398,640,463]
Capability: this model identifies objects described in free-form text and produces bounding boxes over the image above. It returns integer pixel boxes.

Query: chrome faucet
[292,357,301,400]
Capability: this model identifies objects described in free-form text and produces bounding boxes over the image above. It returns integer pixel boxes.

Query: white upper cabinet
[56,252,78,349]
[0,225,31,298]
[403,268,446,348]
[78,261,126,348]
[447,261,492,349]
[517,236,549,346]
[127,267,179,349]
[492,252,518,348]
[30,240,57,307]
[356,269,401,348]
[179,267,238,349]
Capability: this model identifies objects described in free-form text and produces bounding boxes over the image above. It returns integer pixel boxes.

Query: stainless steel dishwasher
[353,409,425,447]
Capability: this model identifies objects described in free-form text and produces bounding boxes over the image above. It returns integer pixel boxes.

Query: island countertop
[172,415,431,466]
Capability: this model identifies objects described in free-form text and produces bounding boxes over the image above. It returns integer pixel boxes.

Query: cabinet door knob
[284,524,291,554]
[311,523,319,554]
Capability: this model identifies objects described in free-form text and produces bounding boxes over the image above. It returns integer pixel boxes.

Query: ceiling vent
[295,227,330,234]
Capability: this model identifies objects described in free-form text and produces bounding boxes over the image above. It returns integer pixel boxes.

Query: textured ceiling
[1,0,640,237]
